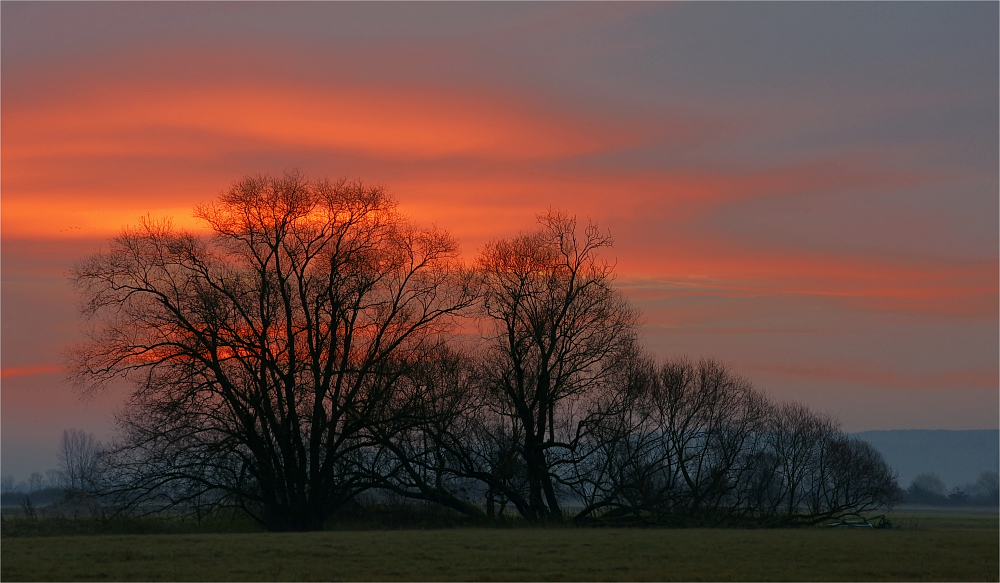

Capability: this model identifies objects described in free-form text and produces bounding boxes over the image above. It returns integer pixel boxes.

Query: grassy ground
[887,509,998,530]
[1,512,996,581]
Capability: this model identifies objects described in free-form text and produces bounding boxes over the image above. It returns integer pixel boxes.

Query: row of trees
[906,471,999,506]
[1,429,101,498]
[70,171,898,531]
[379,355,898,527]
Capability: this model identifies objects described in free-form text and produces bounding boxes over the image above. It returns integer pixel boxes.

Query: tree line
[905,471,999,506]
[1,429,103,518]
[1,429,102,498]
[69,171,898,531]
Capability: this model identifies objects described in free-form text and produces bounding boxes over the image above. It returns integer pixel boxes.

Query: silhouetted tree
[563,350,665,523]
[972,471,999,504]
[765,402,838,518]
[46,469,62,489]
[57,428,102,493]
[369,345,492,521]
[371,214,639,524]
[907,472,947,504]
[564,357,897,526]
[28,472,44,493]
[474,211,638,523]
[947,486,969,504]
[69,173,900,529]
[567,357,774,525]
[71,171,478,531]
[804,433,900,522]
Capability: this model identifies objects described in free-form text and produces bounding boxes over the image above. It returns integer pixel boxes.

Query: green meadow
[1,512,997,581]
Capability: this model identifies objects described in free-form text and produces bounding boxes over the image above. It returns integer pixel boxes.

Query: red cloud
[0,365,65,379]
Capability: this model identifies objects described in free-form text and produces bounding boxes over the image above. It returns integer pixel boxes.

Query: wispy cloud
[746,362,999,391]
[0,365,64,379]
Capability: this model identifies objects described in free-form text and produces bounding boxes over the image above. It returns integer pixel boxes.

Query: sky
[2,2,997,481]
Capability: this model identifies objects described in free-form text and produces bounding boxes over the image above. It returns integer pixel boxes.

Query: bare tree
[568,357,772,525]
[765,402,837,518]
[70,171,478,531]
[563,349,667,522]
[370,345,492,521]
[973,471,999,503]
[907,472,948,504]
[57,428,102,492]
[654,359,772,521]
[46,469,62,489]
[565,357,897,526]
[69,182,899,529]
[28,472,45,493]
[810,435,899,520]
[475,211,639,523]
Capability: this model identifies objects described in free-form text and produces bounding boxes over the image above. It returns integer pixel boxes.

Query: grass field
[2,512,997,581]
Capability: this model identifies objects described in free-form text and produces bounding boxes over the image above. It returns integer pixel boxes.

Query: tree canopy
[71,171,899,531]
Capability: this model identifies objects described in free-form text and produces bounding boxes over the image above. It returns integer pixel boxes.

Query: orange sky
[2,2,997,480]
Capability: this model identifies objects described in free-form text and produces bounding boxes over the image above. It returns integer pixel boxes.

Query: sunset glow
[2,2,997,479]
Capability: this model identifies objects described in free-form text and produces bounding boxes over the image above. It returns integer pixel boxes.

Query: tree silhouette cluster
[71,171,898,531]
[906,471,999,506]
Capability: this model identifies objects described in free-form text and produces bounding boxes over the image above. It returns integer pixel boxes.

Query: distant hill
[853,430,999,489]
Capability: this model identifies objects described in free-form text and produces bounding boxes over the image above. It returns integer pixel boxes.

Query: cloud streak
[0,365,65,379]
